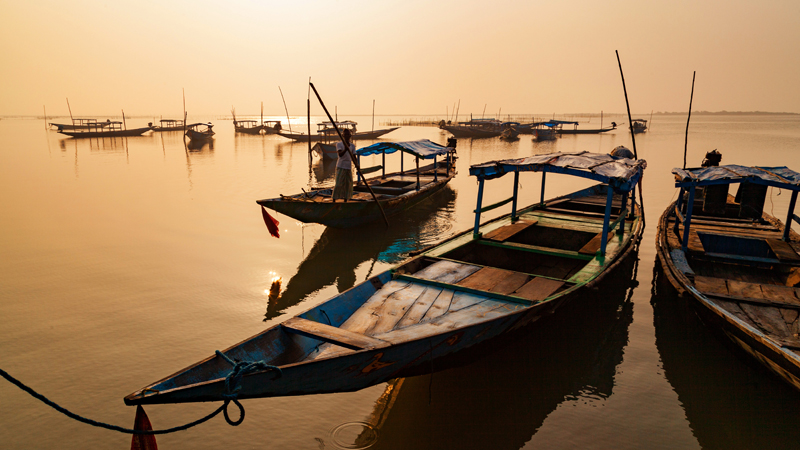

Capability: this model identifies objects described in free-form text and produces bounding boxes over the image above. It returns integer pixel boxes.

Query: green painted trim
[478,240,593,260]
[475,195,515,213]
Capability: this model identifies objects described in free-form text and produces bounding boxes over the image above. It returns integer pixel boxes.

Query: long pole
[684,72,696,170]
[121,109,127,130]
[278,86,292,133]
[372,99,375,132]
[66,98,74,124]
[309,82,389,227]
[307,78,312,165]
[615,50,645,225]
[43,105,47,130]
[182,88,187,143]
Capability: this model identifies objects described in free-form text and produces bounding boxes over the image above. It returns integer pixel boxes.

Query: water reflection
[651,258,800,449]
[348,247,639,450]
[263,186,457,321]
[187,138,214,151]
[311,157,337,186]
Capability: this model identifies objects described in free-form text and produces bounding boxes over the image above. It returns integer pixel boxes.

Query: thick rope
[0,351,282,435]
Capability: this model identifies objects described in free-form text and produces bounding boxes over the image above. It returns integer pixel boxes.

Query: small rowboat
[49,118,111,131]
[258,139,457,228]
[440,119,502,138]
[185,122,215,142]
[657,163,800,391]
[153,119,185,132]
[57,121,154,138]
[124,150,644,405]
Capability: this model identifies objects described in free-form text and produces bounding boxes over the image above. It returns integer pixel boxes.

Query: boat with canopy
[657,163,800,391]
[124,150,645,405]
[257,139,457,228]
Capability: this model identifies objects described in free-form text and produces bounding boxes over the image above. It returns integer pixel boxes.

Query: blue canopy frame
[469,152,646,256]
[672,165,800,251]
[355,139,456,189]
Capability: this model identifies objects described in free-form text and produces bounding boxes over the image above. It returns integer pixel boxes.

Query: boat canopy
[547,120,580,125]
[672,165,800,191]
[187,122,214,128]
[470,151,646,192]
[355,139,453,160]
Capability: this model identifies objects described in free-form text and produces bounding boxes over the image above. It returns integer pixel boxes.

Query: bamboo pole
[43,105,47,130]
[66,98,74,124]
[121,109,127,130]
[309,82,389,227]
[684,72,696,170]
[615,50,645,225]
[372,99,375,132]
[278,86,292,133]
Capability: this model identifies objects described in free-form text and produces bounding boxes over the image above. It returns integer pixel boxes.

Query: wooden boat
[278,120,398,142]
[656,163,800,390]
[257,139,457,228]
[234,119,264,135]
[57,121,154,138]
[312,142,337,159]
[262,120,282,135]
[124,150,644,405]
[499,122,520,141]
[558,121,617,134]
[440,118,502,138]
[153,119,185,132]
[631,119,648,133]
[49,118,111,131]
[185,122,215,142]
[532,122,558,141]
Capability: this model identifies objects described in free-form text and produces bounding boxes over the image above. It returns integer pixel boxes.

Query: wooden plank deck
[767,238,800,262]
[483,220,537,242]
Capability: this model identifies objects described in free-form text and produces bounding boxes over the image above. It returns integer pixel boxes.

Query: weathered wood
[694,275,729,296]
[489,271,531,295]
[336,281,412,335]
[421,289,454,321]
[366,283,429,336]
[760,284,800,305]
[739,303,794,339]
[513,277,564,301]
[412,260,482,284]
[687,231,705,253]
[457,267,517,291]
[282,317,389,350]
[449,291,489,312]
[395,286,443,329]
[578,231,615,255]
[726,279,764,299]
[482,219,538,241]
[767,238,800,262]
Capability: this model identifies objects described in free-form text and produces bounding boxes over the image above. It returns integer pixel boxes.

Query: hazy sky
[1,0,798,117]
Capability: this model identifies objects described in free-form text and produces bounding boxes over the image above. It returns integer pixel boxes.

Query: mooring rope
[0,351,282,435]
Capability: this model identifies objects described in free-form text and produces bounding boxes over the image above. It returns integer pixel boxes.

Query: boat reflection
[652,258,800,449]
[311,157,337,185]
[263,186,456,321]
[345,247,639,450]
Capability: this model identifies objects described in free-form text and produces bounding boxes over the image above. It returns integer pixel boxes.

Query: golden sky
[1,0,798,116]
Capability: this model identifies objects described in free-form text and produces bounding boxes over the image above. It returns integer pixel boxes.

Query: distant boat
[258,139,457,228]
[123,150,644,405]
[49,118,112,131]
[234,119,264,135]
[278,120,398,142]
[557,120,617,134]
[631,119,648,133]
[185,122,215,142]
[153,119,185,132]
[440,118,502,138]
[262,120,282,135]
[657,161,800,391]
[499,122,520,141]
[532,122,558,141]
[57,121,154,138]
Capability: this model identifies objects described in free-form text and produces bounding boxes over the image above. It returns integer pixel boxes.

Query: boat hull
[58,126,154,138]
[559,127,616,134]
[441,125,501,138]
[278,127,399,142]
[656,200,800,391]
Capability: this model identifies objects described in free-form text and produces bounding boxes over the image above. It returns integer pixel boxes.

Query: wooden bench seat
[282,317,390,350]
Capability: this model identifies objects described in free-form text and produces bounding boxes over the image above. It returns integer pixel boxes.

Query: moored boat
[258,139,457,228]
[278,120,398,142]
[558,121,617,134]
[185,122,215,142]
[631,119,648,133]
[656,160,800,390]
[57,121,154,138]
[440,118,502,138]
[153,119,185,132]
[124,149,644,406]
[49,118,112,131]
[233,119,263,135]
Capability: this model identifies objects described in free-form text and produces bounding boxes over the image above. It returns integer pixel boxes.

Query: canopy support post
[433,155,438,181]
[382,151,386,178]
[600,187,614,256]
[618,190,627,235]
[416,157,420,190]
[674,187,684,235]
[540,172,546,205]
[400,152,404,175]
[473,178,485,239]
[511,171,520,222]
[357,155,363,186]
[681,185,696,252]
[784,190,798,241]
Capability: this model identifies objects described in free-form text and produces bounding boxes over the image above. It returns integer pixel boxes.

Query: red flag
[261,206,280,238]
[131,405,158,450]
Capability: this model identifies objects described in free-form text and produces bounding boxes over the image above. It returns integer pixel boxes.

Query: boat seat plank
[457,267,519,292]
[412,260,482,284]
[489,271,532,295]
[687,231,705,253]
[395,287,444,329]
[578,231,615,255]
[282,317,389,351]
[727,279,766,299]
[448,291,490,312]
[365,284,430,336]
[696,276,800,310]
[512,277,564,301]
[766,238,800,262]
[482,220,538,242]
[694,275,729,296]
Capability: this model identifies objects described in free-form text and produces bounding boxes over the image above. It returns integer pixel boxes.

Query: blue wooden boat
[257,139,458,228]
[657,163,800,390]
[124,150,645,405]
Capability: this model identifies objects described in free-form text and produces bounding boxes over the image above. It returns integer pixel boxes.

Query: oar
[309,82,390,228]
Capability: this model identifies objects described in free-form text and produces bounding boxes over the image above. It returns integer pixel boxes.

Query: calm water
[2,114,800,449]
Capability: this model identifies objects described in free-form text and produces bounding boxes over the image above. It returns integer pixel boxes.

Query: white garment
[336,142,355,170]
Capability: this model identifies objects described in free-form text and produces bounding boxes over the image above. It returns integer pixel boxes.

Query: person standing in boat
[333,128,355,202]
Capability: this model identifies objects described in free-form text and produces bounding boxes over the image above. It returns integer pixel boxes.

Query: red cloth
[131,405,158,450]
[261,206,281,238]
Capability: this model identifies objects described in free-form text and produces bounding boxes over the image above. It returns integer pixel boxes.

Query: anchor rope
[0,351,282,435]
